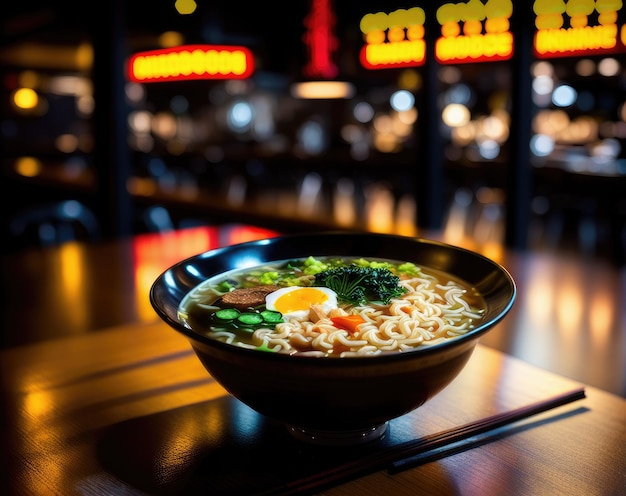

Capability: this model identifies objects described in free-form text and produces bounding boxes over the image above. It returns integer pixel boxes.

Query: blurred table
[1,319,625,495]
[0,224,281,347]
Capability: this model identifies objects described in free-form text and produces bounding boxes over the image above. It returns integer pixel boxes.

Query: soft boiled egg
[265,286,338,319]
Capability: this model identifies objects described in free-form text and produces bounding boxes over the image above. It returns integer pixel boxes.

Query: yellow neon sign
[534,0,624,58]
[435,0,514,64]
[360,8,426,69]
[127,44,254,83]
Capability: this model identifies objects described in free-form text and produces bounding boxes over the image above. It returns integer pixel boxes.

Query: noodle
[179,257,486,357]
[243,273,483,356]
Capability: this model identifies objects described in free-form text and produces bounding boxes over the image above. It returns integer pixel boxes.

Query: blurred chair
[7,200,101,251]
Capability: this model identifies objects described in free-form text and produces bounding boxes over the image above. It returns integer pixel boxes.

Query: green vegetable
[211,307,283,330]
[216,280,235,293]
[352,258,393,270]
[260,310,284,323]
[314,265,407,305]
[214,308,240,321]
[258,271,280,285]
[237,312,264,326]
[397,262,420,276]
[301,256,330,275]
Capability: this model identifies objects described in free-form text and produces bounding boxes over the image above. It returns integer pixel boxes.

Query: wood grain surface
[1,321,624,495]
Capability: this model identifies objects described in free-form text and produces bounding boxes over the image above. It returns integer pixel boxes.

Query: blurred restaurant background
[1,0,625,264]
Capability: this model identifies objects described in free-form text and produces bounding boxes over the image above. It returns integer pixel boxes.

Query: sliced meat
[219,285,281,310]
[309,304,329,323]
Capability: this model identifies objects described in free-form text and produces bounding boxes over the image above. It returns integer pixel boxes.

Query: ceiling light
[290,81,355,99]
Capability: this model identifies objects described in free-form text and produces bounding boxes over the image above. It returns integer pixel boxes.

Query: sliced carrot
[331,314,366,334]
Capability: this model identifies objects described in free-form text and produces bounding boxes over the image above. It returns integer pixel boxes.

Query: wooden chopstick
[388,386,586,473]
[257,388,586,496]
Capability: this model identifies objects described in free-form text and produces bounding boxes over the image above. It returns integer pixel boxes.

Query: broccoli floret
[314,265,406,305]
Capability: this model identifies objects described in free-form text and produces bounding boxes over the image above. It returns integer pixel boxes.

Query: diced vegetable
[352,257,394,270]
[397,262,420,276]
[216,280,236,292]
[258,272,280,285]
[301,256,330,275]
[331,314,367,334]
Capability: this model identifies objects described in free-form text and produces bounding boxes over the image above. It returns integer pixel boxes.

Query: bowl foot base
[286,422,388,446]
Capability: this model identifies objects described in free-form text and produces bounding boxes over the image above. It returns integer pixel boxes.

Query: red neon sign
[302,0,339,79]
[127,44,254,83]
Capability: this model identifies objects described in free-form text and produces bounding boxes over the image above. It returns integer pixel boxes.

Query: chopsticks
[388,386,586,473]
[258,387,586,496]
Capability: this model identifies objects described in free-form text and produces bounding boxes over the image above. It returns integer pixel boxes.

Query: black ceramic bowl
[150,232,516,445]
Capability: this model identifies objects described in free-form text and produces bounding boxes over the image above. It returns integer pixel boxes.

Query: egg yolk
[274,288,329,314]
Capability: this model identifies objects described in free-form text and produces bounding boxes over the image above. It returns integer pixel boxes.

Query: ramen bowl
[150,232,515,445]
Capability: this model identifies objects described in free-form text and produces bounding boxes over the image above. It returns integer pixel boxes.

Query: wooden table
[1,318,625,495]
[3,224,625,397]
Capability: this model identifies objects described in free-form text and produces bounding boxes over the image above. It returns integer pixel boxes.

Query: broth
[178,256,486,357]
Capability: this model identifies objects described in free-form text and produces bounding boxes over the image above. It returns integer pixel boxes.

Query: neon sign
[435,0,514,64]
[302,0,339,78]
[293,0,354,99]
[127,44,254,83]
[534,0,625,58]
[359,8,426,69]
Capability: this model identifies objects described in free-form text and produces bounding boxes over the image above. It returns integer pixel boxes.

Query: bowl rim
[150,231,516,364]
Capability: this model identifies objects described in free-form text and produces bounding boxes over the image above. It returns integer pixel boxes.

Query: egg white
[265,286,338,319]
